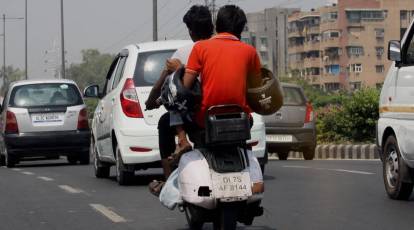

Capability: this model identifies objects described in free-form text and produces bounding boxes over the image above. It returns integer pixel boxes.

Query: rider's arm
[184,44,202,89]
[183,71,198,89]
[145,69,170,110]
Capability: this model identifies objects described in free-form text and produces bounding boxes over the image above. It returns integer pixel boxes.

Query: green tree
[0,66,24,93]
[66,49,114,90]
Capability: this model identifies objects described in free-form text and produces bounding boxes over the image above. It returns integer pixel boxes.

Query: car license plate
[211,172,252,200]
[31,113,63,125]
[266,135,293,143]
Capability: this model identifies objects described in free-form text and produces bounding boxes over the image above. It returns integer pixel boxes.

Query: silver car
[264,83,316,160]
[0,80,90,167]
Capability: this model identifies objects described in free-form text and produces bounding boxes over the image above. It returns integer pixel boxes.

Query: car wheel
[277,151,289,161]
[67,155,78,165]
[383,135,414,200]
[115,145,134,186]
[303,147,315,160]
[92,138,110,178]
[79,151,90,165]
[5,149,17,168]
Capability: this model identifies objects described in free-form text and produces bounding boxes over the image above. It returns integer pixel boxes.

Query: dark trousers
[158,113,177,160]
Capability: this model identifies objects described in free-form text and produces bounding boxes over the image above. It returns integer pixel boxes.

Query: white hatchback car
[84,40,267,185]
[377,20,414,200]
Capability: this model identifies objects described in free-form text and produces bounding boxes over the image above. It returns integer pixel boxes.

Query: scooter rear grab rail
[205,104,251,146]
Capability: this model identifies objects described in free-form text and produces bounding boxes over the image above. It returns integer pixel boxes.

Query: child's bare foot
[168,139,192,165]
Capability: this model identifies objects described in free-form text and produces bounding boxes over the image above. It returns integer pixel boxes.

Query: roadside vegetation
[280,76,380,144]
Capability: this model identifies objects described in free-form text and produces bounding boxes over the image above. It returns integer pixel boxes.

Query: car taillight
[5,111,19,134]
[305,102,314,123]
[120,78,143,118]
[77,108,89,130]
[130,147,152,152]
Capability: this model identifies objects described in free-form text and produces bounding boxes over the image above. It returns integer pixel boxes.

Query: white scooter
[177,105,264,230]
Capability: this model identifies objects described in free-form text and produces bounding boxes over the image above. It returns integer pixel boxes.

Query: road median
[269,144,380,160]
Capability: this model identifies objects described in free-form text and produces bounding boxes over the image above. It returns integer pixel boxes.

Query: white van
[377,20,414,200]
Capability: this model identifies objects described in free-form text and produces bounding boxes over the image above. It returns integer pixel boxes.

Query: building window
[349,63,363,73]
[375,28,385,38]
[260,37,268,48]
[376,65,385,73]
[401,10,408,20]
[241,37,251,45]
[376,47,384,57]
[350,82,362,91]
[347,46,364,56]
[260,51,268,62]
[325,65,340,75]
[347,10,385,23]
[325,83,340,91]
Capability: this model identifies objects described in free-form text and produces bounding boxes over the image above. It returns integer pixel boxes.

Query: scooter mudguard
[178,150,216,210]
[178,149,264,210]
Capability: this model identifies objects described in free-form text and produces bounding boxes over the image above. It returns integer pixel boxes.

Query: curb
[269,144,380,160]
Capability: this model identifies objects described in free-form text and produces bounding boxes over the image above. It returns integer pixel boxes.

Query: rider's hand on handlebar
[166,58,182,73]
[145,98,161,111]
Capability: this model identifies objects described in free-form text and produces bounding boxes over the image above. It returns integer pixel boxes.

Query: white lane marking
[283,165,374,175]
[58,185,84,194]
[282,166,311,169]
[11,168,21,171]
[332,169,374,175]
[21,171,34,175]
[37,176,54,181]
[90,204,127,223]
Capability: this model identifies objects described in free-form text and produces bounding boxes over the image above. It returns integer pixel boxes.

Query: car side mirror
[388,40,402,63]
[84,85,100,98]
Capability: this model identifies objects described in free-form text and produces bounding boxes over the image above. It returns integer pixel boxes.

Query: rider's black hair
[183,5,214,40]
[215,5,247,39]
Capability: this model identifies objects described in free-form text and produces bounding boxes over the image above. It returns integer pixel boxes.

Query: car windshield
[282,86,306,106]
[9,83,83,108]
[133,50,176,86]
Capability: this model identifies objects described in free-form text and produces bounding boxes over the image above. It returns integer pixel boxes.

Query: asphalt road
[1,159,414,230]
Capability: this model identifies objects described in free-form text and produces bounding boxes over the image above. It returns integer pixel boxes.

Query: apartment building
[288,0,414,91]
[242,8,299,76]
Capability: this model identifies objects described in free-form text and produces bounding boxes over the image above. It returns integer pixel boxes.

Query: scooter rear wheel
[213,203,238,230]
[184,204,204,230]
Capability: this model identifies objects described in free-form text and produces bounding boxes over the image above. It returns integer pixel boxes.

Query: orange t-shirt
[186,33,262,127]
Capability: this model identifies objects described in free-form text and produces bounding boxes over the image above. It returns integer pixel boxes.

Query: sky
[0,0,329,79]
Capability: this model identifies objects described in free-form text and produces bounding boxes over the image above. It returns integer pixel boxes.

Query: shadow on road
[264,175,275,181]
[108,174,165,186]
[176,224,277,230]
[15,158,74,168]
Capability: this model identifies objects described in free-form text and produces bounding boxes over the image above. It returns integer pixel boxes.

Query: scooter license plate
[211,172,252,200]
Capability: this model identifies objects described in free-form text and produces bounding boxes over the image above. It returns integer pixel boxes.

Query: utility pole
[25,0,28,80]
[3,14,5,87]
[153,0,158,41]
[205,0,217,22]
[60,0,66,79]
[0,14,23,87]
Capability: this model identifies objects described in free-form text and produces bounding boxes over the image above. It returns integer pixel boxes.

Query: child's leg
[176,125,191,150]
